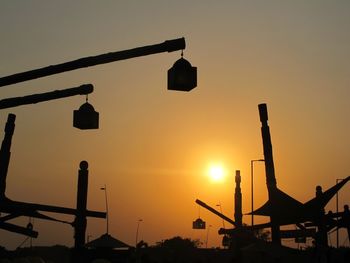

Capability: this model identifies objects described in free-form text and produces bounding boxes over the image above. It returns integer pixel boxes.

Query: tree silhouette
[155,236,200,250]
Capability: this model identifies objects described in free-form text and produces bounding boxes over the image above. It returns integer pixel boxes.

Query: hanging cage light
[168,54,197,92]
[73,100,99,130]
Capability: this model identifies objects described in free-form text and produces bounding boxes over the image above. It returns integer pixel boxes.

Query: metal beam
[0,84,93,110]
[1,199,106,218]
[0,221,38,238]
[196,199,236,227]
[0,38,186,87]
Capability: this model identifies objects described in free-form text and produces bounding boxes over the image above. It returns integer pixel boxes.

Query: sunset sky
[0,1,349,250]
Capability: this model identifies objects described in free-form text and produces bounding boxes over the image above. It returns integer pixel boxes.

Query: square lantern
[192,218,206,229]
[168,57,197,92]
[73,102,99,129]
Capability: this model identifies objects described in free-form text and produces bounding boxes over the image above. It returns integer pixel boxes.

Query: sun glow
[208,164,226,183]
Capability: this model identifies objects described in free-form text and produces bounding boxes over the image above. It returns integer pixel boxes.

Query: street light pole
[216,203,225,229]
[100,185,109,234]
[336,178,344,248]
[250,159,264,229]
[205,224,212,248]
[135,219,143,246]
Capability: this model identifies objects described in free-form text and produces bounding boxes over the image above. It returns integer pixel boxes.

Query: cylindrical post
[74,161,89,249]
[336,184,339,248]
[205,225,212,248]
[335,178,344,248]
[216,203,225,228]
[251,161,254,229]
[258,103,280,245]
[0,114,16,199]
[135,219,143,247]
[250,159,264,229]
[234,170,242,227]
[100,185,109,234]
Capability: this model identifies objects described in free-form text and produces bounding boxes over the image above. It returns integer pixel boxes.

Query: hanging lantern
[168,56,197,92]
[73,102,99,129]
[192,218,206,229]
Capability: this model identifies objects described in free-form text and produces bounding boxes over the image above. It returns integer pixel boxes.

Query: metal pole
[135,219,143,246]
[336,182,339,248]
[0,84,93,110]
[336,178,344,248]
[251,161,253,228]
[216,203,225,228]
[74,161,89,249]
[205,225,212,248]
[101,185,109,234]
[250,159,264,229]
[29,218,33,249]
[258,103,280,245]
[234,170,243,227]
[0,38,186,87]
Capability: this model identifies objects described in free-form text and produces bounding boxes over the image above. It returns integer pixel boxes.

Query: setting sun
[208,164,226,183]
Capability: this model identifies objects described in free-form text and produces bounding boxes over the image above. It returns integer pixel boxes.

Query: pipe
[0,38,186,87]
[0,84,93,110]
[196,199,236,227]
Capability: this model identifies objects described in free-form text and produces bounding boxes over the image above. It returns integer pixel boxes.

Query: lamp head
[73,102,99,129]
[192,218,206,229]
[168,57,197,92]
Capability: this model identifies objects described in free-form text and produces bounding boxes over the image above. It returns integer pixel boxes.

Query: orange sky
[0,1,349,250]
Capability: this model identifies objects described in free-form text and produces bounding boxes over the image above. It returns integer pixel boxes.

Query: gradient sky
[0,1,349,250]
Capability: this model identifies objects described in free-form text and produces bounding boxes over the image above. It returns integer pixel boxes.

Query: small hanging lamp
[73,95,99,129]
[192,204,206,229]
[168,51,197,92]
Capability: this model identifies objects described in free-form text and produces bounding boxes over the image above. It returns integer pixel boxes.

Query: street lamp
[135,219,143,246]
[250,159,264,228]
[216,203,225,229]
[205,224,212,248]
[336,178,345,248]
[100,185,109,234]
[73,97,99,130]
[168,53,197,92]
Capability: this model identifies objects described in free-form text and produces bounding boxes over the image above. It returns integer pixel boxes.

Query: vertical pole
[251,161,254,229]
[315,186,328,247]
[335,178,344,248]
[0,114,16,200]
[234,170,242,227]
[251,159,264,229]
[205,225,212,248]
[101,185,109,234]
[258,103,281,245]
[74,161,89,249]
[135,219,143,247]
[336,185,339,248]
[216,203,225,228]
[30,218,33,248]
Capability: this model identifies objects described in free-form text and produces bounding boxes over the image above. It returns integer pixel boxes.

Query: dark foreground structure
[1,244,350,263]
